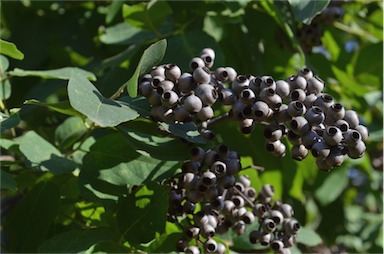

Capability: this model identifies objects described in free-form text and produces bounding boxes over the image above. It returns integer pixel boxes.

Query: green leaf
[118,125,191,161]
[99,22,155,45]
[0,39,24,60]
[55,116,88,150]
[0,54,9,72]
[315,167,349,206]
[0,111,20,133]
[122,1,172,30]
[125,39,167,97]
[38,228,117,253]
[296,227,323,246]
[0,78,11,100]
[9,67,96,81]
[1,170,17,191]
[159,122,207,144]
[82,240,132,254]
[105,0,124,24]
[24,99,84,117]
[117,182,169,245]
[17,131,77,174]
[68,72,139,127]
[81,132,180,187]
[288,0,329,24]
[146,233,183,253]
[4,181,60,252]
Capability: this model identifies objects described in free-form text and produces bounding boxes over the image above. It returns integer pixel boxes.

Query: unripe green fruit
[183,93,203,113]
[165,64,181,82]
[287,100,306,117]
[275,80,291,99]
[307,75,324,94]
[189,57,205,71]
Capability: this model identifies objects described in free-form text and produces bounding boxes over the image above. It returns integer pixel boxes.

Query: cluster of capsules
[138,47,368,172]
[167,145,300,254]
[296,0,348,53]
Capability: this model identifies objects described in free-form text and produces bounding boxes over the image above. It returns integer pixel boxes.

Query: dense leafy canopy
[1,1,382,253]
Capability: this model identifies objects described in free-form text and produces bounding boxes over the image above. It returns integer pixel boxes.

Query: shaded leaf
[55,116,88,150]
[24,99,83,117]
[122,1,172,30]
[315,167,349,206]
[146,233,183,253]
[117,182,169,245]
[0,78,11,100]
[125,39,167,97]
[17,131,77,174]
[99,22,155,45]
[9,67,96,81]
[82,240,132,254]
[68,72,139,127]
[1,170,17,191]
[4,181,60,252]
[0,39,24,60]
[0,111,20,133]
[118,125,191,161]
[105,0,124,24]
[296,226,323,246]
[38,228,117,253]
[159,122,207,144]
[81,132,180,188]
[288,0,329,24]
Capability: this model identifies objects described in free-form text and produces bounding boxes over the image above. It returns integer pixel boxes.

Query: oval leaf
[68,72,139,127]
[288,0,329,24]
[125,39,167,97]
[9,67,96,81]
[0,39,24,60]
[296,226,323,246]
[24,99,84,117]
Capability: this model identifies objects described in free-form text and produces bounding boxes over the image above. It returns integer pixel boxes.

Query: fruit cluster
[167,145,299,254]
[138,48,368,172]
[297,0,348,53]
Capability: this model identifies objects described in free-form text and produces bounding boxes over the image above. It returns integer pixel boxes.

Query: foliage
[0,1,382,253]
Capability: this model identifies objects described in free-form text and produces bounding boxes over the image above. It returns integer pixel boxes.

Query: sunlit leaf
[68,71,139,127]
[125,39,167,97]
[9,67,96,81]
[0,39,24,60]
[315,167,349,206]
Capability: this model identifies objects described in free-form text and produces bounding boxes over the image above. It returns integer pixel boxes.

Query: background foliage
[0,0,382,253]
